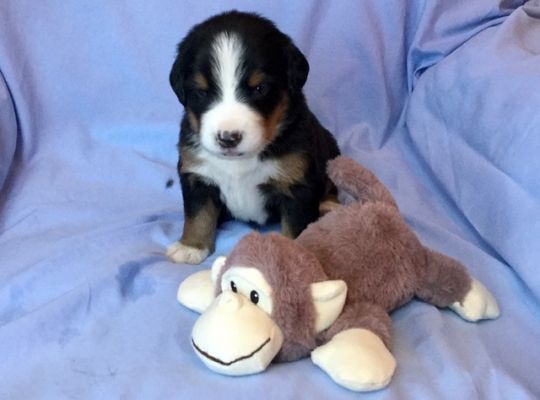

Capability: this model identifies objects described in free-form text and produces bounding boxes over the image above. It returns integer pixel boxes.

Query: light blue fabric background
[1,1,539,399]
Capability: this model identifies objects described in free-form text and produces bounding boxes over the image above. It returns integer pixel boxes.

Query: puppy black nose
[216,130,242,149]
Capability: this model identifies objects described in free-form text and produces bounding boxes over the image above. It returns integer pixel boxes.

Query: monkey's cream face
[183,254,347,375]
[191,266,284,376]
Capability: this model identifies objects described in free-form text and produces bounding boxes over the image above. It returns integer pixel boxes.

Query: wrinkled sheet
[1,1,539,399]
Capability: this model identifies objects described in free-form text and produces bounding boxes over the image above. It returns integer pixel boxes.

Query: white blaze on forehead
[199,32,265,157]
[211,32,244,101]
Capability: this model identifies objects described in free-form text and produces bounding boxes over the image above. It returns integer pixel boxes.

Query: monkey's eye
[250,290,259,304]
[230,281,238,293]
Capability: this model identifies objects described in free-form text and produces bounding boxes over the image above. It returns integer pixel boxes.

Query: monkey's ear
[310,280,348,333]
[211,256,227,283]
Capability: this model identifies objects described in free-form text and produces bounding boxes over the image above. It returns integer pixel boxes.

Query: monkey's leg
[311,302,396,392]
[449,279,500,322]
[416,249,500,322]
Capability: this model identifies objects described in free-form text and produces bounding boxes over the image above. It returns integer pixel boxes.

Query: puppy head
[170,11,309,159]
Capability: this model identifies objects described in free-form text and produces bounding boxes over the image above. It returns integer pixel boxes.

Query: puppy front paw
[166,241,209,265]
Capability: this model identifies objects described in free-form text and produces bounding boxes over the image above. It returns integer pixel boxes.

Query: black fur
[170,11,340,256]
[259,110,340,236]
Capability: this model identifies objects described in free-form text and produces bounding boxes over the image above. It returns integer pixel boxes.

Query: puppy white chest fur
[188,151,280,224]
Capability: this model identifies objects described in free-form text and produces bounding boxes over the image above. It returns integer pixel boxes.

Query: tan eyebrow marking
[248,70,265,87]
[194,72,209,90]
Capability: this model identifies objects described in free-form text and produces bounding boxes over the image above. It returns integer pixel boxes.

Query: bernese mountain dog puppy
[167,11,340,264]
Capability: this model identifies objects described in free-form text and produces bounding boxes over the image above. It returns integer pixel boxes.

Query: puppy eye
[253,83,269,97]
[250,290,259,304]
[230,281,238,293]
[194,89,208,99]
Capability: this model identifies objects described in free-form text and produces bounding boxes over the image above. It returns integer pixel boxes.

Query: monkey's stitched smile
[192,337,271,366]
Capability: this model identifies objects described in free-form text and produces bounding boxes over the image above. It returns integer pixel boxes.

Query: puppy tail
[326,156,397,207]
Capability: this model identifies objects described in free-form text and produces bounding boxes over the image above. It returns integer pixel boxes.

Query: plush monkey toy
[177,156,500,392]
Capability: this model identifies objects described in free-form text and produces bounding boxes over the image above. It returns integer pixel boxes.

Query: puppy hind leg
[318,193,341,216]
[280,191,319,238]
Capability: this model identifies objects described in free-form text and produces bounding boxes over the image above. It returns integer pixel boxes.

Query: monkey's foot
[311,328,396,392]
[450,278,500,322]
[166,241,209,264]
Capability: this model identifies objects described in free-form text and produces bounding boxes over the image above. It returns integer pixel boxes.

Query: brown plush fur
[219,156,472,361]
[218,233,327,361]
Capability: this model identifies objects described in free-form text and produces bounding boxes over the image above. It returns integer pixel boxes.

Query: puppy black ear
[286,42,309,92]
[169,55,186,105]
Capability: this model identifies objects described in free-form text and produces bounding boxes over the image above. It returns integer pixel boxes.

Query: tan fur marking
[194,72,209,90]
[319,197,341,216]
[264,94,289,142]
[179,146,202,174]
[277,153,308,187]
[186,108,200,133]
[248,70,264,87]
[280,217,295,238]
[269,153,308,196]
[181,200,220,251]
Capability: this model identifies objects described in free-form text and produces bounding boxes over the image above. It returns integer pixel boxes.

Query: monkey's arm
[177,256,227,313]
[177,269,215,313]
